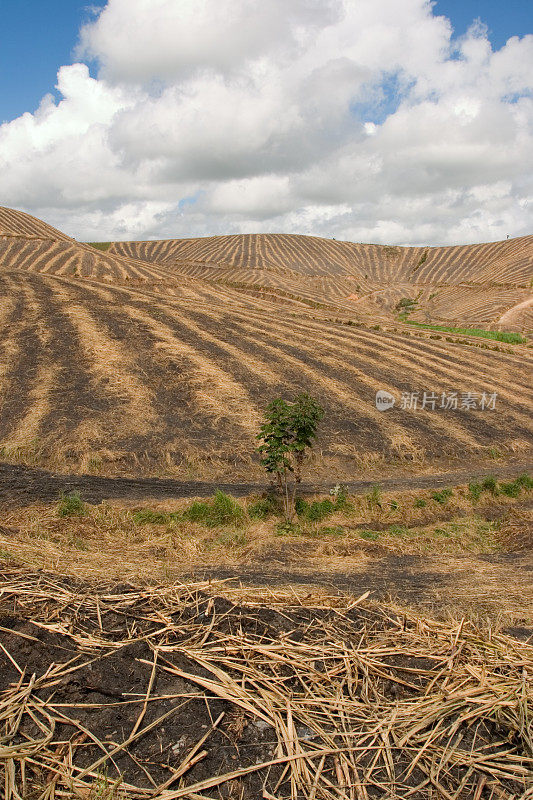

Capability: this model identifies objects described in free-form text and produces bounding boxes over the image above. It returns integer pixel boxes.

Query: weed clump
[468,482,483,502]
[296,497,335,522]
[295,488,349,523]
[330,484,349,509]
[359,530,380,541]
[481,476,499,495]
[366,485,382,509]
[275,521,301,536]
[57,491,86,517]
[431,488,453,505]
[183,491,245,527]
[499,475,532,498]
[247,495,279,520]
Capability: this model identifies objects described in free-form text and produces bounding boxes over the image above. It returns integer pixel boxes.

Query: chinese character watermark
[376,389,498,412]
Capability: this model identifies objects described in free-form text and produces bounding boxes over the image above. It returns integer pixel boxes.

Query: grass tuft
[481,475,499,495]
[275,521,301,536]
[57,491,86,517]
[431,488,453,505]
[183,490,245,528]
[248,495,279,519]
[359,529,380,541]
[133,508,171,525]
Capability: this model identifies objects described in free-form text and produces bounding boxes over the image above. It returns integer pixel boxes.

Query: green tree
[256,393,324,519]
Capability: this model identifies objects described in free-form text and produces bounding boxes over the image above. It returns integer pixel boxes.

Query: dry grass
[0,483,531,625]
[1,567,532,799]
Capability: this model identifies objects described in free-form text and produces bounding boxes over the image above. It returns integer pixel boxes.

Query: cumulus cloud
[0,0,532,244]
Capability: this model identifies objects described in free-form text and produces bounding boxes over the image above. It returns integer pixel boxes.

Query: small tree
[256,393,324,519]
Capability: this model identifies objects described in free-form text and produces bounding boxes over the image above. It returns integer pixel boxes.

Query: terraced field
[109,232,533,284]
[110,231,533,328]
[0,206,531,478]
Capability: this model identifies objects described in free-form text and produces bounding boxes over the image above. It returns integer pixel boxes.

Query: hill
[0,206,531,478]
[108,232,533,329]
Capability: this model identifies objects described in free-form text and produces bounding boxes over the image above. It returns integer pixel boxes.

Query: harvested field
[1,566,532,800]
[0,267,531,477]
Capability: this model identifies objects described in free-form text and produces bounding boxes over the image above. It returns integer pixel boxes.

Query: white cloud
[0,0,532,244]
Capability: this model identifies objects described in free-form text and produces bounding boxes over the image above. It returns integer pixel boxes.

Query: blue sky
[1,2,103,123]
[0,0,531,123]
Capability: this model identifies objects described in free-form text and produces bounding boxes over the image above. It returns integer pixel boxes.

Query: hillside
[0,207,531,478]
[108,232,533,328]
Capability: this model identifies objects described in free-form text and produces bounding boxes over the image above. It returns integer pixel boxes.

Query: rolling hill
[0,206,531,478]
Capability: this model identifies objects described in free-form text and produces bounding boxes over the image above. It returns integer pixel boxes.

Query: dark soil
[1,459,532,506]
[1,567,531,799]
[0,574,390,798]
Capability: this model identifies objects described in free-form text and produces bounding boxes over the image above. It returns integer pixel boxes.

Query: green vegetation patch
[431,488,453,505]
[295,490,349,522]
[133,509,172,525]
[182,490,245,528]
[358,530,380,541]
[398,319,526,344]
[247,495,280,520]
[395,297,418,313]
[86,242,112,251]
[57,491,86,517]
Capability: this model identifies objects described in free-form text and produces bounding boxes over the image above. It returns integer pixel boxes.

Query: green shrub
[431,488,453,505]
[57,491,86,517]
[395,297,417,312]
[414,498,427,508]
[256,393,324,519]
[183,491,245,527]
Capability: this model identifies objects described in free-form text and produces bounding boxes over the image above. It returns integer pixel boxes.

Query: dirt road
[1,459,532,506]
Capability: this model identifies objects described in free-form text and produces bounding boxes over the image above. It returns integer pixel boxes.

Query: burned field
[0,269,531,480]
[1,208,533,799]
[1,567,532,800]
[0,206,532,481]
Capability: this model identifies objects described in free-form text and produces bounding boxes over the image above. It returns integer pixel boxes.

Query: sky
[0,0,532,244]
